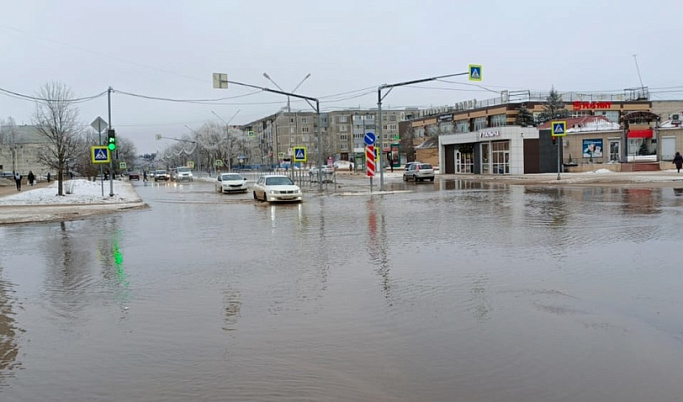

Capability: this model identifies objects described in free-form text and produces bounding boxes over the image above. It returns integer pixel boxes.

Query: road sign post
[551,121,567,180]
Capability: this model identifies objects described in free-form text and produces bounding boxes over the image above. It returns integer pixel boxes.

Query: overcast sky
[2,0,682,154]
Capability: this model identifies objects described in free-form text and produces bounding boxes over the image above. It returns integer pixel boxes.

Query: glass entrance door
[481,143,490,174]
[609,140,620,162]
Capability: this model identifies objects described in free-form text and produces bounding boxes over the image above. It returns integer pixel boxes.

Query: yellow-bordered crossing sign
[91,146,110,164]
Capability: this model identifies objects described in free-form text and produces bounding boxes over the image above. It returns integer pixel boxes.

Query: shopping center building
[406,89,683,174]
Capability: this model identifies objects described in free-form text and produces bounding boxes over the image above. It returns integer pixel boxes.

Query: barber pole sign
[366,145,376,177]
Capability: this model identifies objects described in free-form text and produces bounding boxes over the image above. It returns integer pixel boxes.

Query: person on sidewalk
[47,172,51,183]
[27,171,35,186]
[14,172,22,191]
[674,152,683,173]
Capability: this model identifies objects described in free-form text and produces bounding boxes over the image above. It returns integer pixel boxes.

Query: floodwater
[2,178,683,401]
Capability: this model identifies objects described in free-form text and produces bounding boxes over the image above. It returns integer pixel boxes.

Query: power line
[0,86,108,103]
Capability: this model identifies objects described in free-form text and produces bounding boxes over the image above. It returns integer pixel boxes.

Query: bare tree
[32,82,85,196]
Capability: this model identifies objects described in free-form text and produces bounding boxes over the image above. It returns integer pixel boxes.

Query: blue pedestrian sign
[551,121,567,136]
[91,146,110,164]
[364,132,376,146]
[293,146,307,162]
[469,64,482,81]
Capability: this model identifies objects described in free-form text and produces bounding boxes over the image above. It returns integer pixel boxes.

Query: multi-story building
[403,88,671,174]
[0,125,50,175]
[242,108,418,168]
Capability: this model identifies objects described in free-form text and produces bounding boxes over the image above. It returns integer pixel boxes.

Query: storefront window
[491,141,510,174]
[490,114,506,127]
[474,117,488,131]
[456,120,469,133]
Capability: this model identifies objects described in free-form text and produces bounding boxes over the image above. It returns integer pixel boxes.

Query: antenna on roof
[633,54,645,92]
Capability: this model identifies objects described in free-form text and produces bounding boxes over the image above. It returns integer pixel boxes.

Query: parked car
[216,173,248,193]
[253,175,302,203]
[154,169,169,181]
[308,165,335,182]
[174,166,193,182]
[1,171,15,179]
[128,171,141,181]
[403,162,435,182]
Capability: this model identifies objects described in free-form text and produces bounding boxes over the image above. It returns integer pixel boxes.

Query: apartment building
[242,108,418,168]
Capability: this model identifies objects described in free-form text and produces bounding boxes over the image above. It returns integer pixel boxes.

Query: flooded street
[2,178,683,401]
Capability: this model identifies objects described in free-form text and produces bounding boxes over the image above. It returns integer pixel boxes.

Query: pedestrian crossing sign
[551,121,567,136]
[293,146,307,162]
[91,146,110,164]
[469,64,482,81]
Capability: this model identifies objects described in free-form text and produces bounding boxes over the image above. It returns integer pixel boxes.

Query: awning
[628,129,653,138]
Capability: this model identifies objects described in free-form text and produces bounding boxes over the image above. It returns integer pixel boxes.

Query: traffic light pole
[108,87,114,197]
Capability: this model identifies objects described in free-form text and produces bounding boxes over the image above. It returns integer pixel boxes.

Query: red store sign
[572,101,612,110]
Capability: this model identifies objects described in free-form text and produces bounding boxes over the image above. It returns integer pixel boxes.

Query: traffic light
[551,135,557,145]
[107,129,117,151]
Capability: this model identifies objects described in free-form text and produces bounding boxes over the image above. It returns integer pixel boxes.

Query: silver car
[216,173,248,193]
[253,175,302,203]
[403,162,435,182]
[174,166,194,182]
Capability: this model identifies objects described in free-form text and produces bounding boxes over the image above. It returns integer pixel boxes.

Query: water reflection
[222,288,241,332]
[0,265,20,385]
[365,198,391,299]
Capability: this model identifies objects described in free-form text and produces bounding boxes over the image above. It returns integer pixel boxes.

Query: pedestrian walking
[14,172,22,191]
[47,172,51,183]
[674,152,683,173]
[143,171,147,181]
[27,171,35,186]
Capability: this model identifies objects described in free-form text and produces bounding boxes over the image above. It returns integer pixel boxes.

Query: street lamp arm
[381,72,469,90]
[228,79,318,106]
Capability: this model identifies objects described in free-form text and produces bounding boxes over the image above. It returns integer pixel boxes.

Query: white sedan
[216,173,248,193]
[253,175,302,203]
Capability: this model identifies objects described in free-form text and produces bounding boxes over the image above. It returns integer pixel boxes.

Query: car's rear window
[419,164,432,169]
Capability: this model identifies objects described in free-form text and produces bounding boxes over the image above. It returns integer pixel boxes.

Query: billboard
[583,139,603,158]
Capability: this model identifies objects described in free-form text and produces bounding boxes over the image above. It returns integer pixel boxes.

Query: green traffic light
[108,137,116,151]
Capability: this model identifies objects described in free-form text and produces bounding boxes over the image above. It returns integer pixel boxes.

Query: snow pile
[0,180,142,206]
[584,169,614,174]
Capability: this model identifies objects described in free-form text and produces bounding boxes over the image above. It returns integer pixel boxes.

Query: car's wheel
[403,175,407,182]
[253,191,258,201]
[261,192,268,202]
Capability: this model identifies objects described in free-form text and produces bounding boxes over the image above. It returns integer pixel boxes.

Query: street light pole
[212,110,240,172]
[263,73,311,169]
[376,72,469,191]
[213,74,322,189]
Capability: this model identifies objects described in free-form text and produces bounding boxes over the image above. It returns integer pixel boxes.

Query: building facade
[242,108,417,169]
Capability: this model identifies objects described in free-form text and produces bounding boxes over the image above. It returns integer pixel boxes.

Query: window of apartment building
[290,118,295,123]
[338,116,348,123]
[439,121,453,133]
[340,134,348,141]
[339,125,348,132]
[354,133,364,140]
[290,127,295,134]
[473,117,488,131]
[341,143,349,151]
[388,124,397,130]
[389,115,397,122]
[301,117,308,123]
[455,120,469,133]
[302,127,309,133]
[490,114,507,127]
